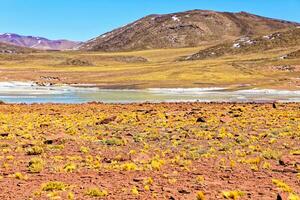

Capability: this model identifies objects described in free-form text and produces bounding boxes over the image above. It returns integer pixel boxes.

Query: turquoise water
[0,82,300,104]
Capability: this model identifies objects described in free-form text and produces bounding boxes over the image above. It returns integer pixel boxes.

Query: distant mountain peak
[0,33,82,50]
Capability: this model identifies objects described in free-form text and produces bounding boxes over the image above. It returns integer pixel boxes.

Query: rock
[220,116,232,123]
[35,82,53,87]
[196,117,206,123]
[132,153,151,163]
[178,188,190,194]
[43,137,65,145]
[280,155,300,166]
[96,116,117,125]
[133,177,144,182]
[162,187,176,193]
[40,123,49,128]
[40,76,60,81]
[272,166,298,174]
[277,194,283,200]
[0,133,9,137]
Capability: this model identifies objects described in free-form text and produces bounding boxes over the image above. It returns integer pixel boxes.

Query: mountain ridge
[0,41,37,54]
[79,10,300,52]
[0,33,81,51]
[182,27,300,60]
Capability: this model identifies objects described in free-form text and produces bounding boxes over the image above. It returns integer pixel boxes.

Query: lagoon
[0,82,300,104]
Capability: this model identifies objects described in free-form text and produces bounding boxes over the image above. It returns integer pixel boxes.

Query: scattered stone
[133,177,144,182]
[178,188,190,194]
[272,65,295,72]
[40,76,60,81]
[96,116,117,125]
[277,194,283,200]
[0,133,9,137]
[43,137,65,145]
[196,117,206,123]
[162,187,176,193]
[220,116,232,123]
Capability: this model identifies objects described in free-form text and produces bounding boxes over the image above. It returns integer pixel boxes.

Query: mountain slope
[285,49,300,59]
[0,42,36,54]
[0,33,81,50]
[182,28,300,60]
[79,10,300,52]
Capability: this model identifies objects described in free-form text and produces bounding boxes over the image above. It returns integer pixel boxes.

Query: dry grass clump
[85,187,108,197]
[62,58,93,66]
[41,181,69,192]
[28,157,44,173]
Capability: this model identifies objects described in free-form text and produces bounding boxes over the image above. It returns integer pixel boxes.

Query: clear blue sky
[1,0,299,41]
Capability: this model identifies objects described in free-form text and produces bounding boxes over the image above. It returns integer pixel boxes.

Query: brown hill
[182,28,300,60]
[79,10,300,52]
[0,42,36,54]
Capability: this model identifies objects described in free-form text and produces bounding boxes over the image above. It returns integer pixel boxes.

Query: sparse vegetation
[41,182,68,192]
[222,190,244,199]
[85,187,108,197]
[0,103,299,199]
[0,45,300,89]
[28,157,44,173]
[26,146,44,155]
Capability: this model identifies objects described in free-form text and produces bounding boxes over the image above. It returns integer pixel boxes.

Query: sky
[1,0,299,41]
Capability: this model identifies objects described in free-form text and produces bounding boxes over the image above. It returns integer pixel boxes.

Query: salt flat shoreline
[1,81,300,104]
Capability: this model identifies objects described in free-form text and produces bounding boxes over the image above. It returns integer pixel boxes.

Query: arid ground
[0,103,299,199]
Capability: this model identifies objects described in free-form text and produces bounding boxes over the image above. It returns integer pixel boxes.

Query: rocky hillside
[79,10,300,52]
[182,28,300,60]
[284,49,300,59]
[0,33,81,50]
[0,42,36,54]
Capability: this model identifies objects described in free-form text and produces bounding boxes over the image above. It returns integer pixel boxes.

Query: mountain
[0,33,81,50]
[79,10,300,52]
[182,28,300,60]
[0,42,37,54]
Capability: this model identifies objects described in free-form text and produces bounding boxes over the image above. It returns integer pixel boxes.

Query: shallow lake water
[0,82,300,104]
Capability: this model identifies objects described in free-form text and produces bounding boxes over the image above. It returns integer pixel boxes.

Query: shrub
[63,58,93,66]
[80,146,90,154]
[120,163,138,171]
[41,181,68,191]
[68,192,75,200]
[262,149,281,160]
[28,157,44,173]
[288,193,300,200]
[12,172,28,180]
[196,191,206,200]
[101,138,124,146]
[131,186,139,195]
[222,190,244,199]
[85,188,108,197]
[64,163,77,172]
[150,158,164,171]
[26,146,44,155]
[272,179,292,193]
